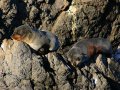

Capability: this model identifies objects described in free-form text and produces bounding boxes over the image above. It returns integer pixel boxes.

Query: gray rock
[0,38,120,90]
[29,6,39,20]
[0,0,120,89]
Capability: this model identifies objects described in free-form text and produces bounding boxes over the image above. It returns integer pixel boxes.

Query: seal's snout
[11,34,22,41]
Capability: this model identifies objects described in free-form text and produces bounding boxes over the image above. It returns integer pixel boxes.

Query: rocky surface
[0,0,120,90]
[0,39,120,90]
[0,0,119,48]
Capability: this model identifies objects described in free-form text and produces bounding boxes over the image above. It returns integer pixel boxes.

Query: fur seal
[67,38,112,67]
[11,25,60,55]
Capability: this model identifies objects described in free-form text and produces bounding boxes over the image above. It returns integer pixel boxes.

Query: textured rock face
[0,0,119,48]
[0,39,71,90]
[0,39,120,90]
[0,0,120,90]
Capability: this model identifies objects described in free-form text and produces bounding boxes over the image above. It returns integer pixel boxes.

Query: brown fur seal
[11,25,60,55]
[67,38,112,67]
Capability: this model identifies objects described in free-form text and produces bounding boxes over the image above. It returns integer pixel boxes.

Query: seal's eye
[17,30,24,35]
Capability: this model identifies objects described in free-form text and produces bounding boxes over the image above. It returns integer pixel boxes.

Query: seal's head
[67,47,84,66]
[11,25,32,42]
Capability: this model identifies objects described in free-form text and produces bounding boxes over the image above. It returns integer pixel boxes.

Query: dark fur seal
[67,38,112,67]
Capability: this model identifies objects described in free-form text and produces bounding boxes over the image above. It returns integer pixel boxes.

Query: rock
[54,0,70,11]
[0,0,10,13]
[0,0,119,47]
[37,0,44,3]
[113,45,120,62]
[0,29,5,41]
[52,12,73,47]
[47,53,72,89]
[95,54,108,73]
[45,0,49,4]
[31,54,47,83]
[27,0,34,5]
[0,80,8,90]
[4,75,20,89]
[0,38,120,90]
[92,73,110,90]
[0,39,32,89]
[2,40,32,79]
[29,6,39,20]
[0,0,120,89]
[15,80,33,90]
